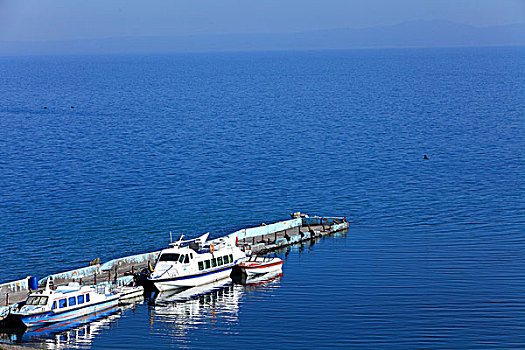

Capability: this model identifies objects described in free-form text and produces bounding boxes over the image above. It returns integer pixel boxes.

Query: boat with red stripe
[232,254,283,277]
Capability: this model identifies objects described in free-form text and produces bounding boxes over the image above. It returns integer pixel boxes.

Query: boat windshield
[159,253,181,262]
[26,296,48,306]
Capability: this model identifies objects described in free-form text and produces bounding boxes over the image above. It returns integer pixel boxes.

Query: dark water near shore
[0,47,524,348]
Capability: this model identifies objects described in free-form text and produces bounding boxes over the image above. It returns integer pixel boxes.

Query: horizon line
[1,19,524,45]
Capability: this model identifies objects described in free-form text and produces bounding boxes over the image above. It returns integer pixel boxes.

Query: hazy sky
[0,0,524,42]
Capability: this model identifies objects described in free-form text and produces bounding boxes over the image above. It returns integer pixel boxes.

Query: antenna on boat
[169,231,173,243]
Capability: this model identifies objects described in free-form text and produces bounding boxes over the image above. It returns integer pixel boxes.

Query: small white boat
[115,276,144,304]
[7,281,119,328]
[232,255,283,277]
[118,285,144,304]
[148,233,246,292]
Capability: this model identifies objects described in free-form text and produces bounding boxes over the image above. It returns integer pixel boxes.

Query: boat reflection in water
[230,269,283,286]
[0,305,122,349]
[151,279,240,337]
[150,272,283,338]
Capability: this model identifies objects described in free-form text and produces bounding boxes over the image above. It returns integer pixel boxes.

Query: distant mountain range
[1,20,524,56]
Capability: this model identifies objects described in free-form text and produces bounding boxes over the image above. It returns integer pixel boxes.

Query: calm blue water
[0,47,524,348]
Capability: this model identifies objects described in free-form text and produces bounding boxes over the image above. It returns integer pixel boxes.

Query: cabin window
[160,253,181,262]
[179,255,185,263]
[198,261,204,271]
[223,255,229,264]
[204,260,211,269]
[59,299,67,308]
[26,296,48,306]
[52,301,57,310]
[69,297,76,306]
[218,257,223,265]
[77,295,84,304]
[190,253,193,259]
[211,258,217,267]
[184,255,190,263]
[229,254,233,263]
[86,294,90,303]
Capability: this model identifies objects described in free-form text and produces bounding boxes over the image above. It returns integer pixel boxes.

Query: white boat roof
[30,282,92,297]
[55,285,83,293]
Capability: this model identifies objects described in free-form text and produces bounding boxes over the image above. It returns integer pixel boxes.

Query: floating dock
[0,213,348,323]
[228,214,348,254]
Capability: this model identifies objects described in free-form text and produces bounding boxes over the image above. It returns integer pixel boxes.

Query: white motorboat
[6,282,119,328]
[117,285,144,304]
[148,233,246,292]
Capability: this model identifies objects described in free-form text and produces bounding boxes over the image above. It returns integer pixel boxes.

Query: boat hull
[11,297,119,328]
[152,265,234,292]
[242,260,283,276]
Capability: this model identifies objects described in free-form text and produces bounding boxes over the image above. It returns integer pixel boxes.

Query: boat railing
[95,285,106,295]
[195,241,228,255]
[248,254,276,262]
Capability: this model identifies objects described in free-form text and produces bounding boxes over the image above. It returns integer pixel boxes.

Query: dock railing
[226,218,302,242]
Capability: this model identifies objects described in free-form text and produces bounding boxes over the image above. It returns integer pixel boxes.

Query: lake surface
[0,47,524,348]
